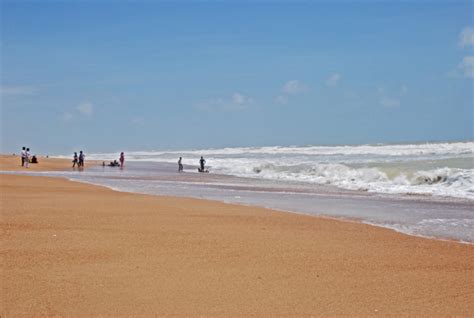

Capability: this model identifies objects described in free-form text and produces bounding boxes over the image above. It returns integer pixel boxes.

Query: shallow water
[73,141,474,200]
[5,160,473,243]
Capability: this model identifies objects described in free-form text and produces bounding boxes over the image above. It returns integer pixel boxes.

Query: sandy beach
[1,155,473,316]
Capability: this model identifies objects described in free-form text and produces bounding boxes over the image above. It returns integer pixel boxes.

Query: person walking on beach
[72,152,78,168]
[120,152,125,167]
[178,157,183,172]
[78,150,85,167]
[199,156,206,172]
[21,147,26,167]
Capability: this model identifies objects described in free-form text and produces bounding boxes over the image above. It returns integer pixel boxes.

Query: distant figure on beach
[24,148,30,168]
[198,156,207,173]
[72,152,78,168]
[21,147,26,167]
[108,160,120,167]
[78,151,85,167]
[178,157,183,172]
[31,155,38,164]
[120,152,125,167]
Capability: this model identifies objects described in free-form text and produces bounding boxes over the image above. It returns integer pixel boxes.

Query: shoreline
[1,154,472,244]
[1,154,474,315]
[64,178,474,245]
[4,169,472,245]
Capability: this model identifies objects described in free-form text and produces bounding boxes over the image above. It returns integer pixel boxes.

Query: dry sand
[1,155,473,316]
[0,154,98,172]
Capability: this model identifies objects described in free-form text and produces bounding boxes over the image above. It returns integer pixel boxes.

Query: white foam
[55,141,474,200]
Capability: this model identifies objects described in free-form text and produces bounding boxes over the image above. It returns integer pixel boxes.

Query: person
[78,150,85,167]
[31,155,38,164]
[24,148,30,168]
[119,152,125,167]
[199,156,206,172]
[72,152,78,168]
[21,147,26,167]
[178,157,183,172]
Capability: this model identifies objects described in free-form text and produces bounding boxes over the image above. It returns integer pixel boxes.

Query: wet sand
[1,155,473,316]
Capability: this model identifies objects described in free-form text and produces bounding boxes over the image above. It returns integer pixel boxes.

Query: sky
[1,0,473,155]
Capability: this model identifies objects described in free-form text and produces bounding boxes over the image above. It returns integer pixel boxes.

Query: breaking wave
[244,163,474,199]
[62,141,474,200]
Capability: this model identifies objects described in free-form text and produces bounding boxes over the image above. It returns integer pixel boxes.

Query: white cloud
[282,80,308,95]
[380,97,400,108]
[275,95,288,104]
[325,73,341,87]
[459,27,474,48]
[458,56,474,78]
[195,92,254,112]
[0,85,37,96]
[76,102,93,115]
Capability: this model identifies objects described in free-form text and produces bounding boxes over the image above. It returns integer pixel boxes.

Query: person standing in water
[178,157,183,172]
[78,150,85,167]
[199,156,206,172]
[72,152,78,168]
[120,152,125,167]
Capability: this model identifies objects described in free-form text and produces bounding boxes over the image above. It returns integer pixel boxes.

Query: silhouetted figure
[72,152,78,168]
[78,151,85,167]
[178,157,183,172]
[108,160,120,167]
[198,156,206,173]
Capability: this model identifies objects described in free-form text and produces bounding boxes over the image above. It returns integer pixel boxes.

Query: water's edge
[3,171,471,245]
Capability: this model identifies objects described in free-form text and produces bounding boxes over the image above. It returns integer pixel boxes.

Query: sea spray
[59,141,474,200]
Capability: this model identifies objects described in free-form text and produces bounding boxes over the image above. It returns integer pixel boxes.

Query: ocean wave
[221,163,474,199]
[69,141,474,160]
[57,141,474,199]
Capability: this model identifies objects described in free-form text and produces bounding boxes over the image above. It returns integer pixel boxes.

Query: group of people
[20,147,38,167]
[21,147,210,173]
[178,156,208,173]
[72,151,85,168]
[102,152,125,167]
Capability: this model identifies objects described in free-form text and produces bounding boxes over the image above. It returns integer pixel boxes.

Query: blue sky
[1,0,473,155]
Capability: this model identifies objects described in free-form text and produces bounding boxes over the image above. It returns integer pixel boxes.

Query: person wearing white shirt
[21,147,26,167]
[24,148,30,168]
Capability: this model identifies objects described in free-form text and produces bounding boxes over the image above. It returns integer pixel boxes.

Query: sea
[10,141,474,243]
